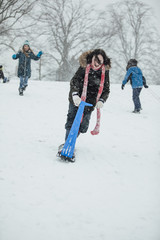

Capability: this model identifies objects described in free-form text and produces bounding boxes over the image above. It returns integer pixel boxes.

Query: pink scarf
[81,64,105,135]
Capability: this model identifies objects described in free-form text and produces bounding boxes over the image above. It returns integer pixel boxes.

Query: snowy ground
[0,79,160,240]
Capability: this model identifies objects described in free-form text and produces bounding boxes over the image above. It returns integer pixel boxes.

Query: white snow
[0,79,160,240]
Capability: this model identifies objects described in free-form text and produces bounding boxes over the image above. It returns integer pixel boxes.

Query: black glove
[121,84,125,90]
[144,85,149,88]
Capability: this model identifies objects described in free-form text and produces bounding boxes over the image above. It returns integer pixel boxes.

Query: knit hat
[23,40,30,47]
[126,59,138,70]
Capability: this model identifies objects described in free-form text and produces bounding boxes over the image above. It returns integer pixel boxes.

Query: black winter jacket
[68,51,110,110]
[69,66,110,109]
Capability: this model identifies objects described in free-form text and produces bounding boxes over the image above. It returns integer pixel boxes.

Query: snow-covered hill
[0,79,160,240]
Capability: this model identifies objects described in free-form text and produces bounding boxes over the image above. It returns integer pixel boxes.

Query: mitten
[121,84,125,90]
[37,51,43,57]
[96,101,104,109]
[72,95,81,107]
[12,54,17,59]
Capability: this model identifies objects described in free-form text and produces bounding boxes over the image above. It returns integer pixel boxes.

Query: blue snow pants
[132,88,142,111]
[19,76,28,89]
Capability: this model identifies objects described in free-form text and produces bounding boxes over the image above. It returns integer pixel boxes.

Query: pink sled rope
[91,64,105,135]
[81,64,105,136]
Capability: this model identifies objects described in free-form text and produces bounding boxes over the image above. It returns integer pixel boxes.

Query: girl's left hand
[96,101,104,109]
[37,51,43,57]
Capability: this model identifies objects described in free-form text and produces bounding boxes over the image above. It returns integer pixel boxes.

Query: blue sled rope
[61,101,92,159]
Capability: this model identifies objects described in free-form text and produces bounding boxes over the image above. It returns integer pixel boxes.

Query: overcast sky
[85,0,160,32]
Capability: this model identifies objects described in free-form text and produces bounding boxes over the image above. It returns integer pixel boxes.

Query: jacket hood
[79,50,111,70]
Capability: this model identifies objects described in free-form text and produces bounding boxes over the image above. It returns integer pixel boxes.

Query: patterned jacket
[13,50,40,78]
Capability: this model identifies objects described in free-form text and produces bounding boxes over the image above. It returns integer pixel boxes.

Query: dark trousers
[0,72,4,79]
[65,102,92,140]
[132,88,142,111]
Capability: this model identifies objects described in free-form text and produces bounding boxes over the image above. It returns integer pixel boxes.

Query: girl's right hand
[12,54,16,59]
[73,95,81,107]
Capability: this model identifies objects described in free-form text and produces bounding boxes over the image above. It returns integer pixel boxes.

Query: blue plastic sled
[61,101,93,159]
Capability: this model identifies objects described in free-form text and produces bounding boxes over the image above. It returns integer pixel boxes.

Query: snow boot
[57,144,75,162]
[3,77,7,83]
[19,88,23,96]
[132,109,140,113]
[23,85,28,91]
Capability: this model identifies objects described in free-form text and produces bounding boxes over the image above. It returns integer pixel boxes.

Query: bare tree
[101,0,160,84]
[87,7,117,51]
[40,0,96,81]
[0,0,43,80]
[0,0,39,36]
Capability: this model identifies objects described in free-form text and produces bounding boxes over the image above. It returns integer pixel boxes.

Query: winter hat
[128,59,138,66]
[23,40,30,47]
[126,59,137,70]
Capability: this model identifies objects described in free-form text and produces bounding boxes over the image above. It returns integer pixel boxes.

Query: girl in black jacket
[58,49,111,160]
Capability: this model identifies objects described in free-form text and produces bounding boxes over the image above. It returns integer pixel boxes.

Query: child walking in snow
[58,49,111,161]
[0,65,8,83]
[121,59,148,113]
[12,40,43,95]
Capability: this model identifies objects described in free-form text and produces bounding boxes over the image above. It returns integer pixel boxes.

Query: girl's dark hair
[87,49,111,68]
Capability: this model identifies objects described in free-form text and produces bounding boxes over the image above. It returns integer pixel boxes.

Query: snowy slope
[0,79,160,240]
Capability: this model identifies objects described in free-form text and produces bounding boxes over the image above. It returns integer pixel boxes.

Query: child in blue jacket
[121,59,148,113]
[12,40,43,95]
